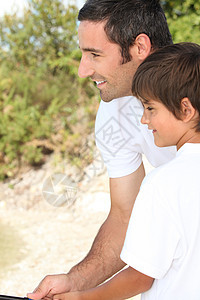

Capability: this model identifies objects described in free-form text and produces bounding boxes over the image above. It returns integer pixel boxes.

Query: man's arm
[53,267,154,300]
[28,163,145,299]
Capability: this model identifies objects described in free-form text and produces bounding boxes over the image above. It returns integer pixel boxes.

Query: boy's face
[78,21,141,102]
[141,99,187,149]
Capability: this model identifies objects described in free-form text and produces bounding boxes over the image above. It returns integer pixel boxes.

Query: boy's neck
[177,132,200,150]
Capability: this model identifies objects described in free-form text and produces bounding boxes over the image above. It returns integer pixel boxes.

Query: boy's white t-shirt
[121,143,200,300]
[95,96,176,178]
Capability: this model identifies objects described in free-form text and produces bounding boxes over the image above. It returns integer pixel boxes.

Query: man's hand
[27,274,72,300]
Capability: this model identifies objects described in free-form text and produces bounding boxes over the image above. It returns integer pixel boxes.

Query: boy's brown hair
[132,42,200,131]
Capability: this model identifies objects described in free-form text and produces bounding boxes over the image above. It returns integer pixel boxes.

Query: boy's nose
[78,56,94,78]
[141,111,149,125]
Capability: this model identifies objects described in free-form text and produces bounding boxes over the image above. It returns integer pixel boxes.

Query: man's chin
[100,91,115,103]
[100,89,132,102]
[101,98,114,103]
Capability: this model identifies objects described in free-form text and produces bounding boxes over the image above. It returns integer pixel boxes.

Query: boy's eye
[146,106,153,111]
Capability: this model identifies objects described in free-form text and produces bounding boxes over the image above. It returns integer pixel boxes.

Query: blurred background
[0,0,199,299]
[0,0,199,181]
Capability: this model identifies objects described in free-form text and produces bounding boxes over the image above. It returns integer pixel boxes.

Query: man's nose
[78,56,94,78]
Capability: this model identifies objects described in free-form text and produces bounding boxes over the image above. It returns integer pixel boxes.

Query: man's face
[78,21,140,102]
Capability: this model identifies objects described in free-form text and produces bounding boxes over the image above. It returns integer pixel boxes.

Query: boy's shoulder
[143,155,176,185]
[142,143,200,188]
[141,158,172,188]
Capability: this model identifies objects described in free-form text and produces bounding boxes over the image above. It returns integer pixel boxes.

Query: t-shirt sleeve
[95,98,144,178]
[120,177,181,279]
[95,135,142,178]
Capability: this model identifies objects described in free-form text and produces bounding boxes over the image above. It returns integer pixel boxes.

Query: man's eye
[91,53,100,57]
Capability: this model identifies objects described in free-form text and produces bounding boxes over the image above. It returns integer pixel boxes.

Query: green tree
[0,0,80,72]
[0,0,97,180]
[161,0,200,43]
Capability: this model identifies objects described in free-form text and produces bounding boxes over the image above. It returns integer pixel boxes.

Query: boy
[54,42,200,299]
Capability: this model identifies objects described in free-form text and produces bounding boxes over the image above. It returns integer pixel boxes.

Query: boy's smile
[140,99,196,150]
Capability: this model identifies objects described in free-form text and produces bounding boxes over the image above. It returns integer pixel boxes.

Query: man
[28,0,175,298]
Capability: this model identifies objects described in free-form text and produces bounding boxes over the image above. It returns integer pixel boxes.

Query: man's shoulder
[95,95,144,147]
[94,96,145,177]
[95,95,145,156]
[97,96,143,117]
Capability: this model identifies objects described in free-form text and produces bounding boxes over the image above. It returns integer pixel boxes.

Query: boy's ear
[180,97,196,122]
[129,34,152,62]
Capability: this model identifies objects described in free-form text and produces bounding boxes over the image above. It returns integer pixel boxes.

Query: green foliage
[161,0,200,43]
[0,0,79,70]
[0,0,98,180]
[0,0,199,181]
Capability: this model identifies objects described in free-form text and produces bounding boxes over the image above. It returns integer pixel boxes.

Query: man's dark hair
[132,42,200,131]
[78,0,172,63]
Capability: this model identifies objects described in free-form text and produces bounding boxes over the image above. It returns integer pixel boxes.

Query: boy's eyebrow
[142,99,150,104]
[79,47,104,53]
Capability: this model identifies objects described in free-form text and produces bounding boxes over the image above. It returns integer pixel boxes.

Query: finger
[27,277,53,300]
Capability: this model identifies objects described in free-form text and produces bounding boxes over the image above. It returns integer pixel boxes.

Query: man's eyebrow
[80,47,104,53]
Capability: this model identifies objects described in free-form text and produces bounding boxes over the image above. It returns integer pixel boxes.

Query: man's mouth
[95,80,107,87]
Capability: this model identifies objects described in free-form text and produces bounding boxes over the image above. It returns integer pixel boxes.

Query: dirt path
[0,154,152,299]
[0,168,110,293]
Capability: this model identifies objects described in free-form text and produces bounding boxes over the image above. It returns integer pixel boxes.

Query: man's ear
[180,97,196,122]
[129,34,152,62]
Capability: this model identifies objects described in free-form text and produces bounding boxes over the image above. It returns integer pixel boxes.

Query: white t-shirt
[121,143,200,300]
[95,96,176,178]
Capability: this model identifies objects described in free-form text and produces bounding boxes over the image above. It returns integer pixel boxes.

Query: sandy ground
[0,156,153,299]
